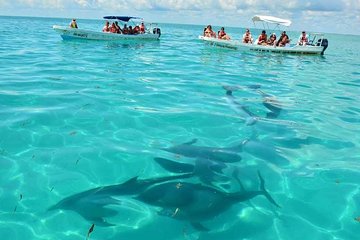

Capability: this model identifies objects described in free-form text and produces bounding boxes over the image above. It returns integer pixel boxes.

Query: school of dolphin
[48,85,354,233]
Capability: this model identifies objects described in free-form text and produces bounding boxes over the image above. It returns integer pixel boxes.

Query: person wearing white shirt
[298,31,309,45]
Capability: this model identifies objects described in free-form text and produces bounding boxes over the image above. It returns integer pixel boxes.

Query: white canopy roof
[252,15,292,27]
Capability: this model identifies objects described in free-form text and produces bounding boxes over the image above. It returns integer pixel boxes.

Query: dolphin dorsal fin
[191,222,210,232]
[123,176,138,185]
[184,139,197,145]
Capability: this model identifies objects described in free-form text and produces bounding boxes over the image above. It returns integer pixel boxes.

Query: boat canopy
[252,15,291,27]
[103,16,142,22]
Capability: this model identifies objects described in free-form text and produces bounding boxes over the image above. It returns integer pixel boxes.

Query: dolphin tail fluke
[257,171,281,208]
[154,157,195,173]
[263,102,282,119]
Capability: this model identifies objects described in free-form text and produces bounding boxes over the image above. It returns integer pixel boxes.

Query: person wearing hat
[69,19,78,28]
[298,31,309,45]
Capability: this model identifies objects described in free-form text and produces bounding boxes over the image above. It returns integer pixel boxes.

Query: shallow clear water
[1,16,360,239]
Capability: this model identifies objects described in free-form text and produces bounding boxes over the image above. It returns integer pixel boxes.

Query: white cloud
[74,0,89,7]
[1,0,355,12]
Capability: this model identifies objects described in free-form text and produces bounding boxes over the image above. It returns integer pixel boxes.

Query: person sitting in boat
[218,27,230,40]
[122,24,129,34]
[114,21,121,34]
[139,22,145,33]
[133,25,140,34]
[102,21,110,32]
[297,31,309,45]
[267,33,277,46]
[110,22,117,33]
[69,19,78,28]
[242,29,253,43]
[257,30,267,45]
[203,25,216,38]
[276,31,290,47]
[128,26,134,34]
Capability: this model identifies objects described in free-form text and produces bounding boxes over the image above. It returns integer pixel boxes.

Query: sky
[0,0,359,34]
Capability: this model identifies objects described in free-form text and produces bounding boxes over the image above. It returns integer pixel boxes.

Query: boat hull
[53,25,160,41]
[199,36,326,55]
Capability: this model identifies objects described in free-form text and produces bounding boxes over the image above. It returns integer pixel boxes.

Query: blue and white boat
[199,15,328,55]
[53,16,161,41]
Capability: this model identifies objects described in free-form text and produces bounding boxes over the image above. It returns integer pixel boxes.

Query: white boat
[53,16,161,41]
[199,15,328,55]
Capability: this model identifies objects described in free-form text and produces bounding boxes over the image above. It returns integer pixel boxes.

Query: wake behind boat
[53,16,161,41]
[199,15,328,55]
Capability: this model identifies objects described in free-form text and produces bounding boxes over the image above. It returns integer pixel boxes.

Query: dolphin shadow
[269,135,355,150]
[241,139,290,166]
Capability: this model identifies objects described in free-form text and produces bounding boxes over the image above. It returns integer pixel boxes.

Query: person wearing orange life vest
[218,27,230,40]
[139,22,145,33]
[257,30,267,45]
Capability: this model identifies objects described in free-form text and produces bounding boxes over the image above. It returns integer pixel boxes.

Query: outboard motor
[317,38,328,55]
[320,39,328,55]
[153,28,161,37]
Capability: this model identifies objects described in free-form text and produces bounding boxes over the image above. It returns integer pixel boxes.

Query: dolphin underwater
[134,171,280,231]
[223,86,258,125]
[154,157,230,188]
[256,89,283,119]
[242,139,289,166]
[223,85,283,122]
[162,139,242,163]
[48,173,194,226]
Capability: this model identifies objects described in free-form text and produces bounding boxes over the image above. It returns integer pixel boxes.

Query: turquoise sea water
[1,16,360,239]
